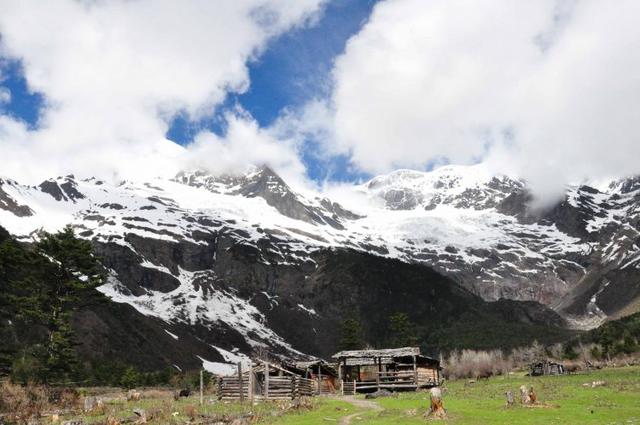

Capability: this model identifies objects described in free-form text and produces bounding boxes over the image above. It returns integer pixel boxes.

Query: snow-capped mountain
[1,164,639,370]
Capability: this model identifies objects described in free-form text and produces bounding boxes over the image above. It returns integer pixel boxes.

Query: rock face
[1,164,639,368]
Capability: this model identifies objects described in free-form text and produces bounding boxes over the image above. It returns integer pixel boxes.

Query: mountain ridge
[1,164,639,371]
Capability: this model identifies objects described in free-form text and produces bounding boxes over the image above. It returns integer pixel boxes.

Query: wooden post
[338,358,343,394]
[199,369,204,405]
[413,355,418,386]
[376,357,380,390]
[291,375,297,400]
[248,363,254,403]
[238,362,244,403]
[343,358,347,380]
[264,361,270,400]
[318,366,322,395]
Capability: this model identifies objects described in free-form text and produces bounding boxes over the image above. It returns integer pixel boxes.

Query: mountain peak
[362,164,522,211]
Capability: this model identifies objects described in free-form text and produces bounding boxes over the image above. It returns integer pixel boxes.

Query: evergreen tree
[35,226,105,382]
[338,317,365,350]
[387,312,418,347]
[0,225,105,382]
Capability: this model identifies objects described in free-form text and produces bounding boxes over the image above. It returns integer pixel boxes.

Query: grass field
[58,391,357,424]
[50,366,640,424]
[354,366,640,425]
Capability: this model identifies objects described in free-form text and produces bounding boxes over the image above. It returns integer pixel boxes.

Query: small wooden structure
[332,347,441,393]
[286,360,338,395]
[218,361,315,401]
[529,360,565,376]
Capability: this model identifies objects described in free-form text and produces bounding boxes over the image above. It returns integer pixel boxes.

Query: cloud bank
[0,0,323,184]
[1,0,640,206]
[320,0,640,203]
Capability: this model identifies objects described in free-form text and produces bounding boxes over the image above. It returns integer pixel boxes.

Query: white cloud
[0,0,324,183]
[0,87,10,104]
[318,0,640,204]
[186,110,309,189]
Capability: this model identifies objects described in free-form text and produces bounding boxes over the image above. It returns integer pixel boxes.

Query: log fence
[218,362,315,401]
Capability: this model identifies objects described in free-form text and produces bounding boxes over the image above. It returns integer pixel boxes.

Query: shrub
[10,353,46,385]
[0,381,50,421]
[442,349,511,380]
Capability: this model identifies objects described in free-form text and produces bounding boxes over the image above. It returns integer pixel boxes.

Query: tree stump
[519,385,531,405]
[528,387,537,404]
[505,390,514,407]
[426,387,447,419]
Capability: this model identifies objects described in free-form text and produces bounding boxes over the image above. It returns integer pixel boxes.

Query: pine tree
[35,226,105,382]
[338,317,366,350]
[387,312,418,347]
[0,225,105,382]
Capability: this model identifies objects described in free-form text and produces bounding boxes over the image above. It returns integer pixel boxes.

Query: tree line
[337,309,640,363]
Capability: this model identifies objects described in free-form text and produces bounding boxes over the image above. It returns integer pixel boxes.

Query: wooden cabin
[332,347,441,393]
[529,360,566,376]
[291,360,338,395]
[218,361,315,401]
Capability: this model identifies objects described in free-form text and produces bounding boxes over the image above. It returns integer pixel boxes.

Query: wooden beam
[413,355,418,385]
[238,362,244,403]
[199,369,204,405]
[376,357,380,390]
[248,363,254,403]
[264,361,270,399]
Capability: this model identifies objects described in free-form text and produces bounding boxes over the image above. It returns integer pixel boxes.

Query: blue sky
[0,0,377,184]
[236,0,378,182]
[166,0,379,183]
[0,60,43,129]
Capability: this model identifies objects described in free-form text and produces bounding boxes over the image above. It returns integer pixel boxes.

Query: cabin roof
[292,359,337,376]
[530,360,564,367]
[295,360,328,368]
[332,347,426,359]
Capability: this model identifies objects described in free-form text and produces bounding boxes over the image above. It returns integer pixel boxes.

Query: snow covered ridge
[361,164,524,211]
[1,164,640,354]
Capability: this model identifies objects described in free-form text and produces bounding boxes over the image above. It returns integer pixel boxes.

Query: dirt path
[337,396,384,425]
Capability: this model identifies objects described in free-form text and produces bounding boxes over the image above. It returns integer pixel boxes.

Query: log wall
[218,367,315,401]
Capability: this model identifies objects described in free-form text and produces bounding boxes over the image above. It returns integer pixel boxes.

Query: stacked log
[218,376,250,401]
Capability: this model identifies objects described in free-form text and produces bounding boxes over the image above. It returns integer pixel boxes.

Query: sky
[1,0,640,206]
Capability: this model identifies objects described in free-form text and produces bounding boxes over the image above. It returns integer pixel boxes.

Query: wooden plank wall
[218,375,251,401]
[218,366,315,401]
[417,366,439,385]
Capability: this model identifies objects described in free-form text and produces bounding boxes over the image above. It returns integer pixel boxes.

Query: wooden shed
[332,347,441,393]
[289,360,338,395]
[529,360,566,376]
[218,361,315,401]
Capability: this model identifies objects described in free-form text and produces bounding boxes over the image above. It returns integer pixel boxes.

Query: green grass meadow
[356,366,640,425]
[61,366,640,424]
